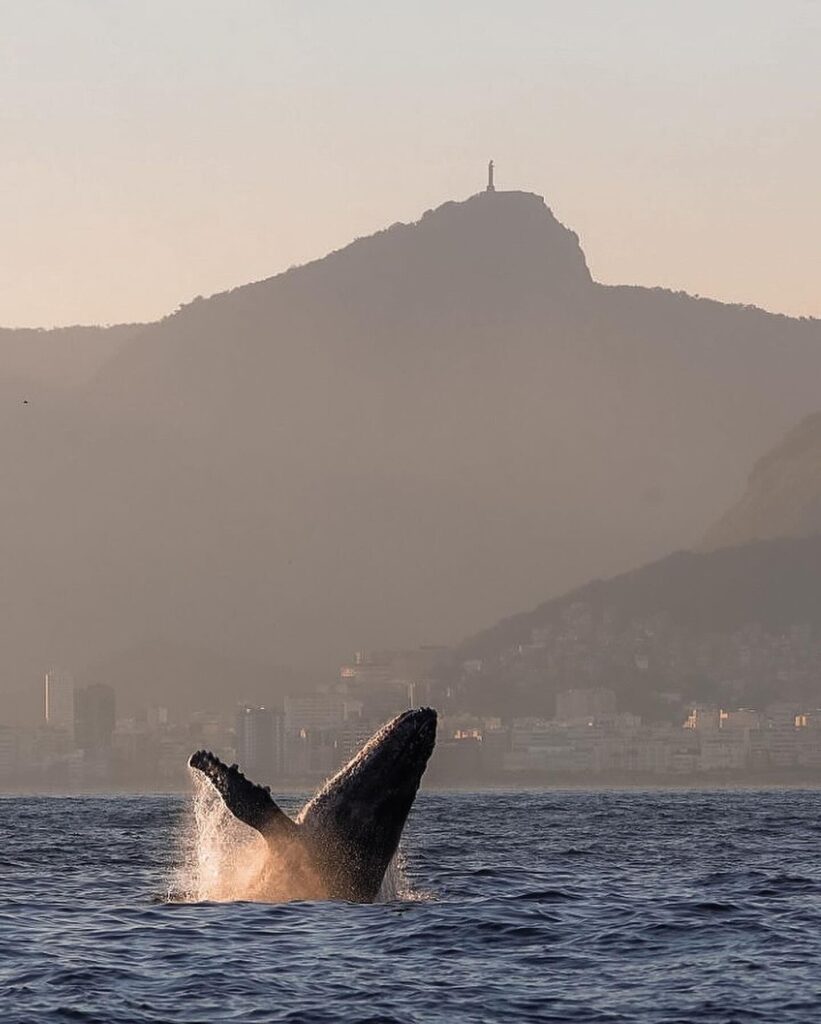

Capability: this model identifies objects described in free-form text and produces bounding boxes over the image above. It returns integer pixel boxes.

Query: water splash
[172,773,329,902]
[171,772,268,901]
[378,851,436,903]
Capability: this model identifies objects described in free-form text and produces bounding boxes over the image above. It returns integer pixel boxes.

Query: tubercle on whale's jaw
[298,709,437,827]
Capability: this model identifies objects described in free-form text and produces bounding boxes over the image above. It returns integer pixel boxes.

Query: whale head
[297,707,437,898]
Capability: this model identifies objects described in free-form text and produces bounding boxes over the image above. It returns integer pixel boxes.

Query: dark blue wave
[2,790,821,1022]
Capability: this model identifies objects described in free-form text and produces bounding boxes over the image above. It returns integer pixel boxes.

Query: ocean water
[2,789,821,1023]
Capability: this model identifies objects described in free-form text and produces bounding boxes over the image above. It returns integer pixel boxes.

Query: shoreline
[6,773,821,797]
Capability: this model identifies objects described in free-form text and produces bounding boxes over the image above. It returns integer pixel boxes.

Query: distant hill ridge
[463,534,821,657]
[2,186,821,704]
[702,412,821,550]
[88,189,593,419]
[456,534,821,716]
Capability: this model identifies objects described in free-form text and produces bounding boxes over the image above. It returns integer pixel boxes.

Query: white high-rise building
[236,706,284,784]
[44,670,75,736]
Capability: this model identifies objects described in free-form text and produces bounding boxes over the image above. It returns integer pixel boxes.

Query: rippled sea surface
[3,790,821,1023]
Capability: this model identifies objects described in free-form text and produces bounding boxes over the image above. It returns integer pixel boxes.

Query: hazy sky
[1,0,819,327]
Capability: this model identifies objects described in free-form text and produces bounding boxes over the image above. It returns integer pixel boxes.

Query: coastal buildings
[8,637,821,790]
[74,683,116,754]
[236,705,285,784]
[44,670,74,736]
[0,725,16,780]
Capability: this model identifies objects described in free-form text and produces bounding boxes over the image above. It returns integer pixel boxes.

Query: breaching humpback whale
[189,707,437,902]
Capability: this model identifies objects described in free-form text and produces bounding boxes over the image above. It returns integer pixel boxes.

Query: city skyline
[7,640,821,793]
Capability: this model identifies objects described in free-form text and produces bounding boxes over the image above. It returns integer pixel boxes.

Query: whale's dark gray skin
[189,707,437,902]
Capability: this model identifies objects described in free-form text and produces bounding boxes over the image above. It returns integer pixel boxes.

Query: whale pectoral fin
[189,750,297,841]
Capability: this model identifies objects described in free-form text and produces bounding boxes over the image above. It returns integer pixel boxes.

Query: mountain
[454,535,821,718]
[2,187,821,712]
[702,413,821,550]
